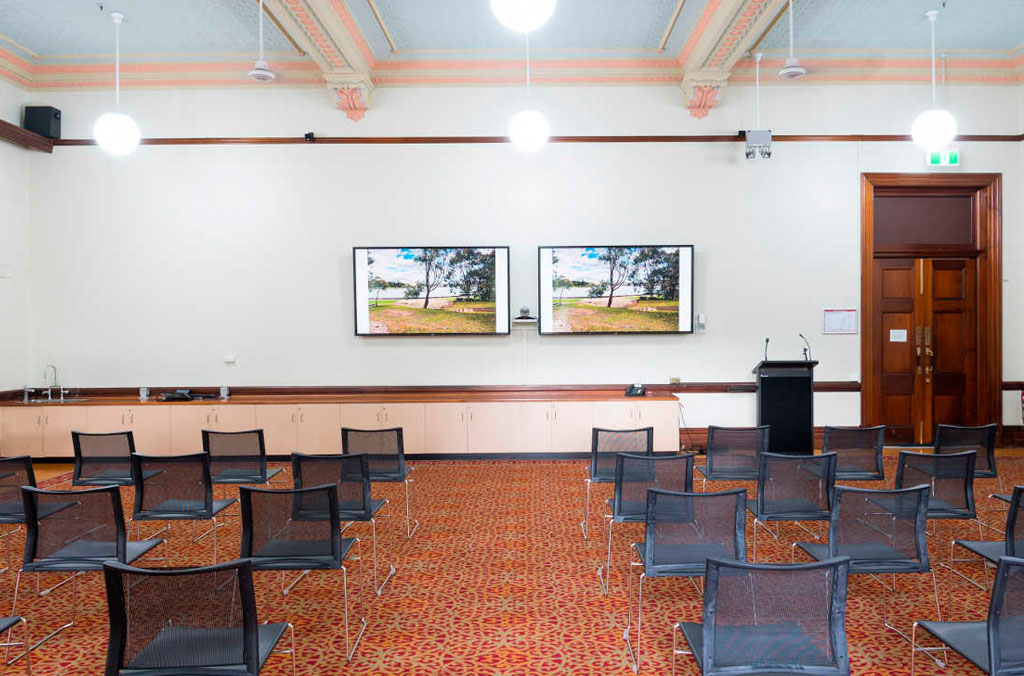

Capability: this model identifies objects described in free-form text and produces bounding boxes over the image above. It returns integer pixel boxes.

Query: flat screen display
[538,245,693,334]
[354,247,510,335]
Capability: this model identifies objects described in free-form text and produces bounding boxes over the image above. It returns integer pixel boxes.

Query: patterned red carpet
[3,457,1020,675]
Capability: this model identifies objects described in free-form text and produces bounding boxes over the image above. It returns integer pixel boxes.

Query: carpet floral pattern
[2,456,1021,675]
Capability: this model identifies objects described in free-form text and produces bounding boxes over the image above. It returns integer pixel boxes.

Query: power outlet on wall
[0,263,10,279]
[669,376,681,384]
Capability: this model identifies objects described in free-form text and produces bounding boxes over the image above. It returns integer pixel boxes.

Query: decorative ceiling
[0,0,1021,121]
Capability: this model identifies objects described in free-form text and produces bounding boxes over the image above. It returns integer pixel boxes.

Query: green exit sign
[927,149,960,166]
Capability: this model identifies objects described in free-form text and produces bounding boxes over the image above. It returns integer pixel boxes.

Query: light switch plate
[224,355,236,364]
[0,263,10,279]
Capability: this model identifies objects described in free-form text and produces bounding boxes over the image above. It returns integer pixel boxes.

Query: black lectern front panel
[753,361,817,455]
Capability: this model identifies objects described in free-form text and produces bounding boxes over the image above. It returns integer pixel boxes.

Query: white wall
[0,79,30,391]
[13,83,1024,425]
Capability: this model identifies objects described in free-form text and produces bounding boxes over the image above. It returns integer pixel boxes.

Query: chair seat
[916,620,990,674]
[954,539,1006,564]
[871,495,974,520]
[211,467,283,485]
[746,499,830,522]
[134,498,237,521]
[588,473,614,484]
[0,616,21,635]
[604,498,645,523]
[991,493,1013,505]
[635,542,733,577]
[695,465,758,481]
[369,469,412,482]
[250,537,356,571]
[796,541,929,574]
[678,620,832,674]
[23,538,163,572]
[835,469,884,481]
[75,468,160,487]
[338,498,387,521]
[121,621,288,673]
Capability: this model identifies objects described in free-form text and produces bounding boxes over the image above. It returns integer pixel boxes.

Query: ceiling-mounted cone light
[778,0,806,80]
[248,0,276,82]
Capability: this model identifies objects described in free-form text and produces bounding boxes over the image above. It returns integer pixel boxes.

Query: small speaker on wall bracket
[22,106,61,139]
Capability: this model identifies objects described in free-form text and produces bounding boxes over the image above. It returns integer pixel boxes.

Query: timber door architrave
[860,173,1002,433]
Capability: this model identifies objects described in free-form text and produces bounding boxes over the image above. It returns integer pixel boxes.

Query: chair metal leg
[580,478,592,540]
[403,475,419,539]
[269,622,297,676]
[281,570,311,596]
[0,524,21,575]
[910,620,949,674]
[597,515,614,595]
[371,501,395,596]
[672,623,693,676]
[753,519,781,562]
[1,616,30,672]
[15,571,78,652]
[623,545,643,672]
[874,572,945,667]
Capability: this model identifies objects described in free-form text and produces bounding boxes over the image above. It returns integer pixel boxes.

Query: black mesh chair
[597,453,694,595]
[747,452,837,561]
[581,427,653,540]
[934,423,998,480]
[102,558,295,676]
[673,556,851,676]
[897,450,980,551]
[911,555,1024,676]
[945,486,1024,618]
[624,488,746,672]
[823,425,885,481]
[241,484,365,661]
[0,456,39,573]
[695,425,769,491]
[14,485,164,650]
[130,453,237,564]
[0,615,30,675]
[794,485,940,649]
[71,431,137,487]
[342,427,419,539]
[291,453,394,595]
[202,429,283,487]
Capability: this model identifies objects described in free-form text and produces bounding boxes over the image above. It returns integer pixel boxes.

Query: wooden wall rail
[49,133,1024,148]
[0,118,53,153]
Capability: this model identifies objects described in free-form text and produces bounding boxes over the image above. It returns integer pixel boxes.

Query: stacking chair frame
[342,426,419,540]
[580,427,653,540]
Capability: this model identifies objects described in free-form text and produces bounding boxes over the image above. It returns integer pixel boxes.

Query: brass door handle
[916,346,922,374]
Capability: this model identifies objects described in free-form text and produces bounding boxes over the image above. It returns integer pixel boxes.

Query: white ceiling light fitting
[911,9,957,152]
[93,12,140,156]
[490,0,556,34]
[778,0,806,80]
[248,0,276,82]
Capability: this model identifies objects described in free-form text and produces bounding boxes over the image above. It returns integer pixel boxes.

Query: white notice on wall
[822,308,858,334]
[889,329,908,343]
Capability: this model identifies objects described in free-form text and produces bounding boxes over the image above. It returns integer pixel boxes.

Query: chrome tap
[44,364,64,402]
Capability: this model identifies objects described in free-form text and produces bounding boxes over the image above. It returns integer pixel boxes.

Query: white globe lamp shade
[490,0,556,33]
[94,112,140,156]
[911,108,957,152]
[508,109,550,153]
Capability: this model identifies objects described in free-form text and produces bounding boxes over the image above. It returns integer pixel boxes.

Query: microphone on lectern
[764,337,770,362]
[799,333,812,362]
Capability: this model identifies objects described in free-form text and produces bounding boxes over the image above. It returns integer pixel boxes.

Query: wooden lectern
[752,360,818,455]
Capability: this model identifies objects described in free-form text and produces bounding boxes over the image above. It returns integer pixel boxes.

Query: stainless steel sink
[25,398,88,404]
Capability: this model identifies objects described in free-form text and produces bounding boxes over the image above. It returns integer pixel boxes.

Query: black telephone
[625,384,646,397]
[159,389,194,402]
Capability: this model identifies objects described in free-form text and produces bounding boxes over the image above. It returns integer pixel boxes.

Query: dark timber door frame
[861,173,1002,440]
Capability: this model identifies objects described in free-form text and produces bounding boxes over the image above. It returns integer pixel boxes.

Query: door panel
[548,403,594,452]
[380,404,426,454]
[129,407,172,454]
[256,405,299,455]
[42,407,88,458]
[929,259,976,428]
[872,259,919,444]
[424,404,468,453]
[0,408,43,457]
[296,405,342,454]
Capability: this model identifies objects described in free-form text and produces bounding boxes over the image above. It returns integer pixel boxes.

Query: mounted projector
[741,129,772,160]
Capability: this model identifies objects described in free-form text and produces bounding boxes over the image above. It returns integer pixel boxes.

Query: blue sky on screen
[367,248,494,285]
[553,246,677,284]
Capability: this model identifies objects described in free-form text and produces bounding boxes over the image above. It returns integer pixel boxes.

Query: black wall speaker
[22,106,61,139]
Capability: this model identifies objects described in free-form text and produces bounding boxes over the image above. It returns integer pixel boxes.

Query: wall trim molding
[0,118,53,152]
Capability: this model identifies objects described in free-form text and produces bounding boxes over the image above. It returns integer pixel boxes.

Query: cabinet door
[86,406,133,433]
[636,401,681,452]
[340,404,386,430]
[466,403,514,453]
[169,406,215,454]
[210,406,257,432]
[0,408,43,457]
[128,407,172,455]
[423,404,468,453]
[549,402,594,452]
[42,407,89,458]
[379,404,426,454]
[503,403,552,452]
[592,402,641,431]
[255,405,299,455]
[296,405,342,454]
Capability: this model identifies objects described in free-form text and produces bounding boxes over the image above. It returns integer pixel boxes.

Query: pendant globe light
[777,0,806,80]
[507,35,550,152]
[248,0,276,82]
[490,0,556,34]
[911,9,957,152]
[93,12,140,156]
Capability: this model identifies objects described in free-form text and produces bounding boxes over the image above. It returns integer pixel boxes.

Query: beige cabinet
[592,401,679,452]
[424,403,469,453]
[548,402,595,452]
[295,405,342,454]
[169,405,256,453]
[40,407,89,457]
[502,402,553,452]
[340,403,425,453]
[86,406,172,454]
[466,403,515,453]
[1,407,44,457]
[255,405,301,455]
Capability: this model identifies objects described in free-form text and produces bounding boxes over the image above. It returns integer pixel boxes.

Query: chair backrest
[612,453,694,521]
[756,452,837,520]
[240,484,342,567]
[291,453,371,517]
[23,485,126,568]
[131,453,214,518]
[934,423,998,477]
[822,426,885,480]
[829,485,930,574]
[705,425,770,480]
[341,427,406,477]
[988,555,1024,676]
[0,456,35,522]
[103,558,260,676]
[202,430,269,480]
[896,450,976,519]
[72,431,135,484]
[1006,486,1024,558]
[701,556,851,676]
[590,427,654,480]
[644,488,747,574]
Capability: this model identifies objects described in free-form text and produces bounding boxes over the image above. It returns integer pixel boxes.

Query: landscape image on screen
[539,246,693,334]
[354,247,509,335]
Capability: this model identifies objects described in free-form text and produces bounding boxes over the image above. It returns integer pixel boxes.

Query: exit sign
[927,149,960,166]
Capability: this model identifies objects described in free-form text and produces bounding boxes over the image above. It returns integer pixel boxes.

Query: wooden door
[868,257,977,444]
